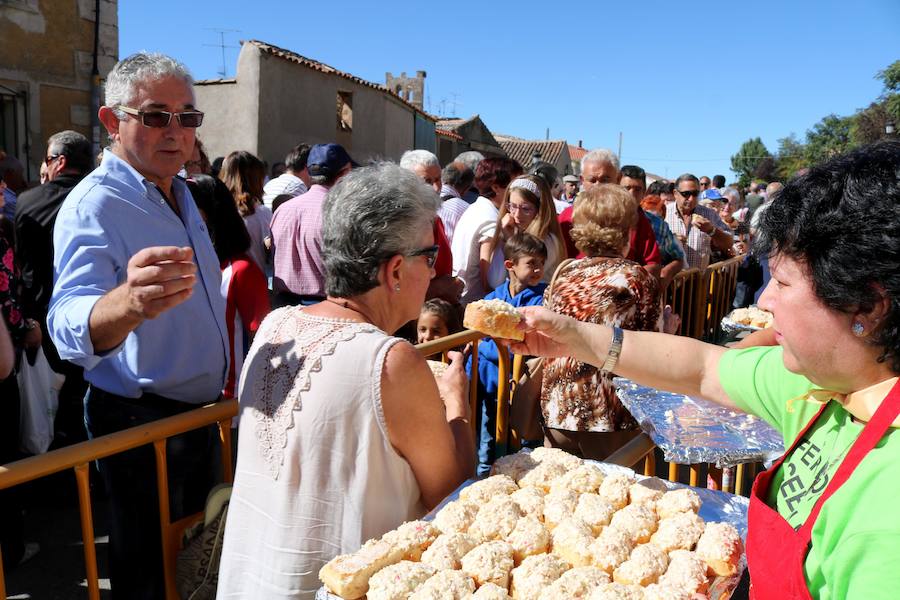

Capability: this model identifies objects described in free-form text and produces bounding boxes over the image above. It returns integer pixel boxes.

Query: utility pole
[204,28,240,78]
[617,132,623,162]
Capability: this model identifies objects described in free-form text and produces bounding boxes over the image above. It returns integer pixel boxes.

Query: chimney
[578,140,583,148]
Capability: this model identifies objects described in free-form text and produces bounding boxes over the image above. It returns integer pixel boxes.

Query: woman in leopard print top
[541,184,661,459]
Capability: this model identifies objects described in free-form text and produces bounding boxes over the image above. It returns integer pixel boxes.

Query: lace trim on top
[250,309,381,479]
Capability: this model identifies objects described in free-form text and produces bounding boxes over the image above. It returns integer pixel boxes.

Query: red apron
[746,379,900,599]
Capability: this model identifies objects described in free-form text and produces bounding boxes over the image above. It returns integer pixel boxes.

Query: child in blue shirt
[469,232,548,474]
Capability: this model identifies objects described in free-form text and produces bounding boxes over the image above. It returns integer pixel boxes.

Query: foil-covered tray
[721,306,772,335]
[616,378,784,468]
[318,456,749,600]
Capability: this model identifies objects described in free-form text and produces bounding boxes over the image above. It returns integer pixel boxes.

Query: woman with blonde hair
[482,174,567,291]
[219,150,272,274]
[540,183,663,459]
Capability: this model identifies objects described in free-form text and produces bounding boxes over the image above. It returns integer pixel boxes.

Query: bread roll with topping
[464,299,524,341]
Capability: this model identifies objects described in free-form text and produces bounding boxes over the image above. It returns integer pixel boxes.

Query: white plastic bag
[17,347,65,454]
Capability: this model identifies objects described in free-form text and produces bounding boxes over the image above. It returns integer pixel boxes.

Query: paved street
[4,470,110,600]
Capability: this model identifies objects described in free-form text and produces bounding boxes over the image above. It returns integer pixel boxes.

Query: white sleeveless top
[216,308,424,599]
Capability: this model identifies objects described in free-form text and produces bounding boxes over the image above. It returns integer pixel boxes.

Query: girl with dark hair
[219,151,272,274]
[188,175,270,399]
[509,140,900,598]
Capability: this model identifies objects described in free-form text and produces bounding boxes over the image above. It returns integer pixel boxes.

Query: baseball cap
[306,143,358,177]
[699,188,723,201]
[562,175,579,183]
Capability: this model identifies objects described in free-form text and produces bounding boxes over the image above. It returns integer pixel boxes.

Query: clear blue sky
[120,0,899,182]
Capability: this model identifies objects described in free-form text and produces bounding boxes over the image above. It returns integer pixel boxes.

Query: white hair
[721,186,741,203]
[454,150,484,171]
[399,149,440,171]
[104,52,194,119]
[580,148,620,173]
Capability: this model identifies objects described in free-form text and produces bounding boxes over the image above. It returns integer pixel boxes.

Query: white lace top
[216,308,424,599]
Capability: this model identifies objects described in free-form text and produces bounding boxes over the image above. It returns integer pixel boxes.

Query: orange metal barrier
[664,268,703,338]
[0,399,237,600]
[701,255,744,340]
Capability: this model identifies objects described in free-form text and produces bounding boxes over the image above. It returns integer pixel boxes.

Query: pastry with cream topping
[613,544,669,587]
[460,540,515,589]
[464,299,525,341]
[366,560,435,600]
[410,570,476,600]
[509,553,570,600]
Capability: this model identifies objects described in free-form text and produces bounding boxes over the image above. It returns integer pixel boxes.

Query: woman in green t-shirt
[505,139,900,599]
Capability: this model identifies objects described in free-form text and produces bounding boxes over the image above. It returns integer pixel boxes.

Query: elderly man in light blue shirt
[48,52,228,600]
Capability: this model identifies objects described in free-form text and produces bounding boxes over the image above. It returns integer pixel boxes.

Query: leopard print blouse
[541,257,660,432]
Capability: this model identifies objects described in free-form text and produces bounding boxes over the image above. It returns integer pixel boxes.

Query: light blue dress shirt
[48,150,229,403]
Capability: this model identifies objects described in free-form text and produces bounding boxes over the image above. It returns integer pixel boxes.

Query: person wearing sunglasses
[217,163,474,599]
[47,52,228,600]
[663,173,734,270]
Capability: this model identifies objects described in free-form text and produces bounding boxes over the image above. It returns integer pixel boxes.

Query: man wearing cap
[271,143,355,307]
[560,174,579,204]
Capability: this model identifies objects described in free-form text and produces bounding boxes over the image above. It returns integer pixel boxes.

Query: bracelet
[601,326,624,375]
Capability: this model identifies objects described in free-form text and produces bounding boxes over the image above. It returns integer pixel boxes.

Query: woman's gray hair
[323,162,440,298]
[104,52,194,119]
[399,149,440,171]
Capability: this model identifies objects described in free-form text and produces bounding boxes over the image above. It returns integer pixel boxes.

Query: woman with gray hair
[217,163,474,599]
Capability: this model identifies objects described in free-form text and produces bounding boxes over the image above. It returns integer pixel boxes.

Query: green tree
[875,60,900,122]
[730,137,772,188]
[804,114,854,166]
[775,134,807,180]
[852,101,891,145]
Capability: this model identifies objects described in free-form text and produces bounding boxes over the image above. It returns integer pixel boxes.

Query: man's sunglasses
[407,244,440,268]
[676,189,701,198]
[44,154,61,165]
[116,105,204,128]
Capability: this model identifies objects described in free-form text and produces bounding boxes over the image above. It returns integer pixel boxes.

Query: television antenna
[204,28,240,78]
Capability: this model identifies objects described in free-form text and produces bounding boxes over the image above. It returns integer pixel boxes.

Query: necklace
[324,297,376,325]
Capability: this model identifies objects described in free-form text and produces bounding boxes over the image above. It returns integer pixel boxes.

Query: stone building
[385,71,425,110]
[434,114,505,165]
[495,135,574,177]
[194,40,436,168]
[0,0,118,182]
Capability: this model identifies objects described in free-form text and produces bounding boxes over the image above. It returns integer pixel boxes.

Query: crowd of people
[0,49,897,599]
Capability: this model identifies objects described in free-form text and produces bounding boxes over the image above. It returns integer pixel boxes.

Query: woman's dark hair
[647,180,674,196]
[474,157,523,198]
[755,139,900,373]
[187,175,251,263]
[529,161,559,190]
[219,150,266,216]
[420,298,463,335]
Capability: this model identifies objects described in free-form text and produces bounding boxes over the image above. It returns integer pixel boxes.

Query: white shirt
[263,173,307,208]
[451,196,500,303]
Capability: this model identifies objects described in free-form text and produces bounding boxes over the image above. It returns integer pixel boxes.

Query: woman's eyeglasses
[407,244,440,268]
[116,105,205,128]
[508,202,537,216]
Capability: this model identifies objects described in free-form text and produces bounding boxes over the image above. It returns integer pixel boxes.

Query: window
[337,91,352,132]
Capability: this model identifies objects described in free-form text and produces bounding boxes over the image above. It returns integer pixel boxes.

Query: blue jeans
[85,387,221,600]
[476,379,497,476]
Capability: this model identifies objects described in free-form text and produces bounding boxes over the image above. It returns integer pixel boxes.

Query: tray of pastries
[318,449,747,600]
[722,306,773,333]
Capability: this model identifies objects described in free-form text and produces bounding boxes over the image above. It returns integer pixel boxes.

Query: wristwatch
[24,318,38,330]
[601,326,624,375]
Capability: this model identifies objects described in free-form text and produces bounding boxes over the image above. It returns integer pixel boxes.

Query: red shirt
[433,217,452,277]
[558,206,661,266]
[627,209,662,266]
